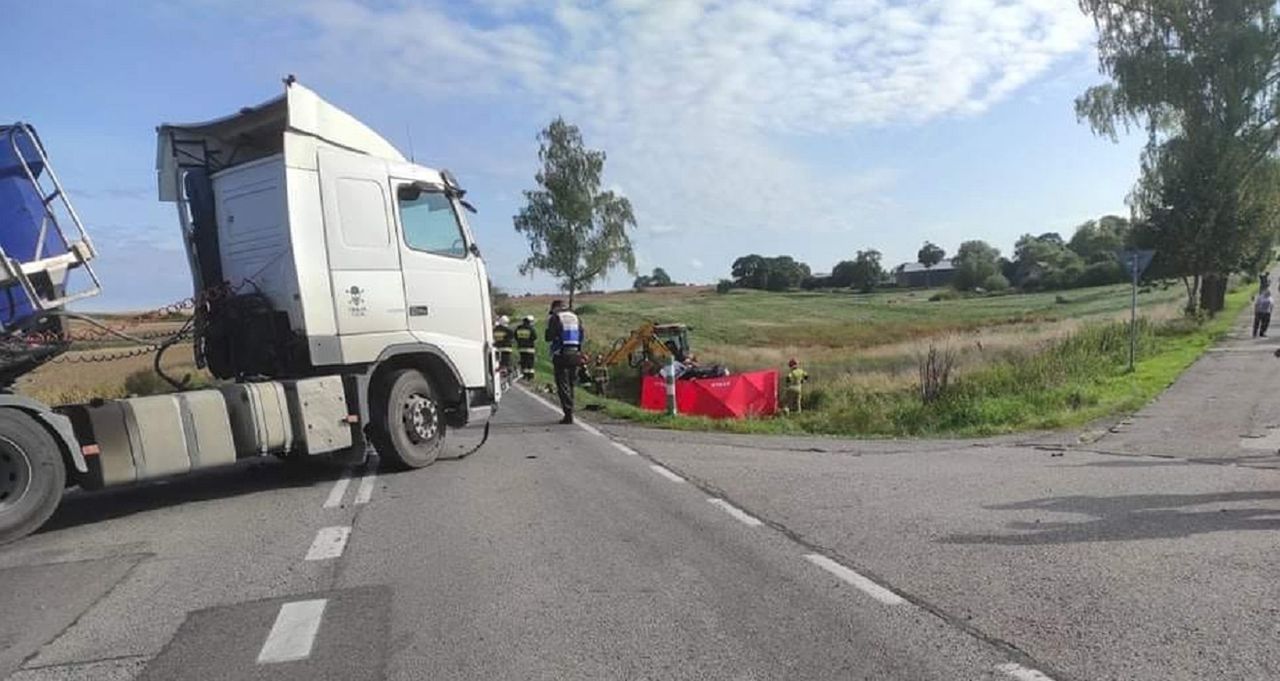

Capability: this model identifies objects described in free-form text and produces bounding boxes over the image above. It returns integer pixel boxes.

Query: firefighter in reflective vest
[785,358,808,414]
[514,315,538,381]
[493,315,514,374]
[546,300,584,424]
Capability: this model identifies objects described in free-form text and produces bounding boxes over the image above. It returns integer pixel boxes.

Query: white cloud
[221,0,1093,242]
[690,258,704,269]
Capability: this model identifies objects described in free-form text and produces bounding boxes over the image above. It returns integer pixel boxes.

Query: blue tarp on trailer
[0,125,68,326]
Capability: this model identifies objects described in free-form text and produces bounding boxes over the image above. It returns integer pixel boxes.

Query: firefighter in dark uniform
[514,315,538,381]
[545,300,584,424]
[493,315,514,375]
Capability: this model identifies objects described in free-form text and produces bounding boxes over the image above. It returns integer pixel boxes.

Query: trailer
[0,79,501,544]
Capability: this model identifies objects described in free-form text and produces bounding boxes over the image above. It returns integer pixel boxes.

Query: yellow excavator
[591,322,691,395]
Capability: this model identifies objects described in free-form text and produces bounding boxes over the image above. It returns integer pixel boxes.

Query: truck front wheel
[0,409,65,545]
[371,369,445,470]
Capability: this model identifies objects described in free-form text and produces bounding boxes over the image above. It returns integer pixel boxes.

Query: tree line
[718,214,1136,294]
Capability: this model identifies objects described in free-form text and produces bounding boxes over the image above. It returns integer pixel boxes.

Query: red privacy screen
[640,370,778,419]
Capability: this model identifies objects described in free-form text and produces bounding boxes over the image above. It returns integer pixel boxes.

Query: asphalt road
[3,314,1279,681]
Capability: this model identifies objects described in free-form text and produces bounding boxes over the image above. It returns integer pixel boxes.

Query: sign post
[1119,249,1156,372]
[665,355,678,416]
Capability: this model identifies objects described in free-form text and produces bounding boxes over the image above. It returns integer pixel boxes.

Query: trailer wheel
[0,409,65,545]
[371,369,444,470]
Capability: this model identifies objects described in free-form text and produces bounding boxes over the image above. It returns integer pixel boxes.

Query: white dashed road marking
[323,472,352,509]
[995,662,1057,681]
[305,526,351,561]
[804,553,905,606]
[611,441,639,456]
[708,498,763,527]
[354,471,377,505]
[649,464,685,483]
[257,599,327,664]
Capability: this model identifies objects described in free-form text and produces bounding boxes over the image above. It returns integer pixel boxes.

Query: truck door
[318,148,407,339]
[391,180,487,389]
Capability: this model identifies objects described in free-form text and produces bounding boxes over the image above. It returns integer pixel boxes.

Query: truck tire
[371,369,444,470]
[0,409,65,545]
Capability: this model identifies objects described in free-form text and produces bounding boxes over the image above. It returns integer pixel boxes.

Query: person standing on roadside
[784,358,808,414]
[514,315,538,381]
[1254,289,1273,338]
[546,300,584,424]
[493,315,514,374]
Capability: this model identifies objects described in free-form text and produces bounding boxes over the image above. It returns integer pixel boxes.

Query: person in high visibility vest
[546,300,584,424]
[514,315,538,381]
[493,315,514,374]
[784,358,808,414]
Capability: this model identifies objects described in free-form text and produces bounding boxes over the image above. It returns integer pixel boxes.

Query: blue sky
[2,0,1144,310]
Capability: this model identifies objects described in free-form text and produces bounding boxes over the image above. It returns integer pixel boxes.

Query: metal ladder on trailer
[0,122,101,331]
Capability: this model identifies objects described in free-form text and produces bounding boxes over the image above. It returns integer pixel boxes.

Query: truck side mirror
[469,243,482,258]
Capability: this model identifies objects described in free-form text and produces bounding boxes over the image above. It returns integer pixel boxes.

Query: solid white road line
[354,471,377,505]
[708,498,763,527]
[516,385,605,436]
[803,553,905,606]
[995,662,1057,681]
[519,386,564,416]
[257,599,328,664]
[322,472,352,509]
[649,464,686,483]
[611,441,640,456]
[305,526,351,561]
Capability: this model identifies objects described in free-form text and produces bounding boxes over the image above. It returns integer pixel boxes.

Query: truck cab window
[397,186,467,257]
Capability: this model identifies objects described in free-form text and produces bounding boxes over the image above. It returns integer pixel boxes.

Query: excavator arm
[597,322,674,369]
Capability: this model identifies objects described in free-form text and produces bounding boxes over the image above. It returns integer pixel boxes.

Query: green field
[508,281,1246,437]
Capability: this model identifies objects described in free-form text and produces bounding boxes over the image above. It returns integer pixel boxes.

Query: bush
[574,303,600,315]
[981,273,1010,292]
[493,299,517,318]
[1079,261,1125,288]
[928,289,961,302]
[123,369,171,396]
[716,279,733,294]
[917,345,956,404]
[798,386,829,412]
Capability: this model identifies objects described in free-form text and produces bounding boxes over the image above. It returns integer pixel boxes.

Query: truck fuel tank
[61,390,237,489]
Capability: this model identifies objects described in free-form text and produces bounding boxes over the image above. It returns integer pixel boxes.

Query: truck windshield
[397,186,467,257]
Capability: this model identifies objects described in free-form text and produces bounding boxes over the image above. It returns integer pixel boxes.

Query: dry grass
[16,348,208,405]
[14,310,206,405]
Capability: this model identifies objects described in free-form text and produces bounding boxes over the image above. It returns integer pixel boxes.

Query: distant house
[895,259,955,288]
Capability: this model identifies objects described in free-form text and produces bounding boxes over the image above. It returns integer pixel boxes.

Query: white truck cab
[156,79,500,463]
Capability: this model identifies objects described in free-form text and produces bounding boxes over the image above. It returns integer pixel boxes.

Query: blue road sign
[1117,249,1156,276]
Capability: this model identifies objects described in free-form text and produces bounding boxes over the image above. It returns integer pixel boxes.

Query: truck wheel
[0,409,65,545]
[372,369,444,470]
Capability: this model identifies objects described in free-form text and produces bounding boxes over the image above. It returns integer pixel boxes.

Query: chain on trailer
[2,276,258,372]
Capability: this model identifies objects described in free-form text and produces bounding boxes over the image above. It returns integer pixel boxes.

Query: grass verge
[547,288,1250,438]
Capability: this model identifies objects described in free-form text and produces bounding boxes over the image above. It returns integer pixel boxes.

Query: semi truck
[0,79,501,544]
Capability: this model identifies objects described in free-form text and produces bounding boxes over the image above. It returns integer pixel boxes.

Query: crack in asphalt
[614,437,1077,681]
[1068,446,1280,471]
[14,552,151,673]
